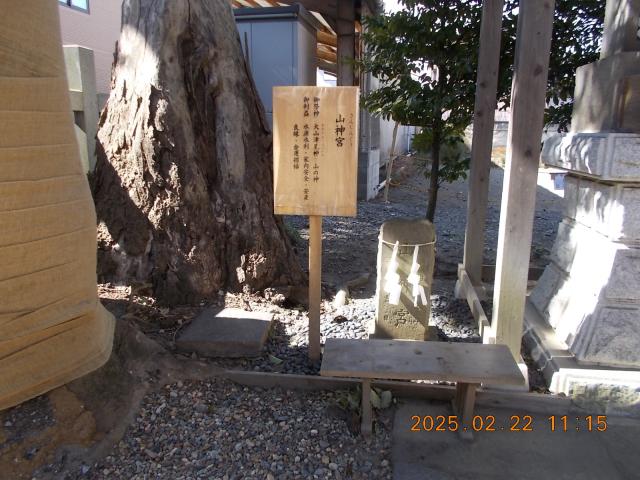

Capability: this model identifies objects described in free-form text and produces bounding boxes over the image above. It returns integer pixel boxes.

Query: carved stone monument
[373,219,436,340]
[525,0,640,414]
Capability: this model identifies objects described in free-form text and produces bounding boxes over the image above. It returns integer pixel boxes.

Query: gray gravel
[80,379,392,480]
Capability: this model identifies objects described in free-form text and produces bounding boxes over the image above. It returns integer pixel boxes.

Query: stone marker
[177,307,273,358]
[373,218,436,340]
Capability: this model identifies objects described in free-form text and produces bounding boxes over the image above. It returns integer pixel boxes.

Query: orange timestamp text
[410,415,608,433]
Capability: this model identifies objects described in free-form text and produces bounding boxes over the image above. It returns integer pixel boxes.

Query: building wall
[379,119,414,163]
[58,0,122,97]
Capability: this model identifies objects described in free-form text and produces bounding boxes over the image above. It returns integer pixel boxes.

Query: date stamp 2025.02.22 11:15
[410,415,608,433]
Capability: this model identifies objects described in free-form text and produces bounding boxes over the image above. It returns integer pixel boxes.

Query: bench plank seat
[320,338,525,440]
[321,338,525,385]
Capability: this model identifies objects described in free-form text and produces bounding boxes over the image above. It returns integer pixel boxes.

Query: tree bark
[92,0,305,305]
[426,136,440,222]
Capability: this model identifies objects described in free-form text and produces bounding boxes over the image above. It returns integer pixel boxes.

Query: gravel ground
[72,379,392,480]
[103,162,563,376]
[236,161,563,374]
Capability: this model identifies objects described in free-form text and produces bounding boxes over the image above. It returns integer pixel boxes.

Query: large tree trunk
[92,0,304,305]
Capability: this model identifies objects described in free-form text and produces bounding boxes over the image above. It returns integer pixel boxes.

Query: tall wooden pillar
[337,0,355,86]
[491,0,555,359]
[459,0,505,295]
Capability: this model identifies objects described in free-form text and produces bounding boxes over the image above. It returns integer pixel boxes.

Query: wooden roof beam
[275,0,337,19]
[317,48,337,64]
[318,30,337,48]
[318,59,338,75]
[236,0,261,7]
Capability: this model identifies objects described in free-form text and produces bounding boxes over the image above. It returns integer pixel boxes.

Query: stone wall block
[609,135,640,179]
[578,307,640,368]
[529,262,563,317]
[562,175,579,220]
[550,220,578,274]
[603,247,640,301]
[618,187,640,242]
[543,133,640,182]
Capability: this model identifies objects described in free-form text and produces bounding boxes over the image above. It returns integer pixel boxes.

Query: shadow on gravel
[240,319,322,376]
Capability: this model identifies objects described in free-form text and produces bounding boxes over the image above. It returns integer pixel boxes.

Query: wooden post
[383,121,400,202]
[460,0,505,294]
[361,378,372,437]
[452,382,479,440]
[308,215,323,361]
[491,0,555,359]
[337,0,355,86]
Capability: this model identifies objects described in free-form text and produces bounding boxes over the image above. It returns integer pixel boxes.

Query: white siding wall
[379,118,414,164]
[58,0,122,96]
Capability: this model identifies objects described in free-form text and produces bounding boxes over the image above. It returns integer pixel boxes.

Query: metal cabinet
[235,5,319,127]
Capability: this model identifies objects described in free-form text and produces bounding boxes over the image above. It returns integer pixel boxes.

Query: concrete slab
[393,399,640,480]
[176,307,273,358]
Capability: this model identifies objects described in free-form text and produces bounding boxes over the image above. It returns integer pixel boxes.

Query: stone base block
[523,302,640,417]
[529,218,640,368]
[176,307,273,358]
[571,52,640,132]
[542,132,640,181]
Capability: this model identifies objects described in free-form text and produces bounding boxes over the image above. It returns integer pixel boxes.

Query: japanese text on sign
[273,87,359,217]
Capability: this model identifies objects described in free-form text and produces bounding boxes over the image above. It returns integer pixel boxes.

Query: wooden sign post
[273,86,359,361]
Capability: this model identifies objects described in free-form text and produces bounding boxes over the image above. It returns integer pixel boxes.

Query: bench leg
[452,382,479,441]
[361,378,372,437]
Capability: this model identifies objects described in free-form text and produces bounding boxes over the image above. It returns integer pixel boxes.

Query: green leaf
[268,355,283,365]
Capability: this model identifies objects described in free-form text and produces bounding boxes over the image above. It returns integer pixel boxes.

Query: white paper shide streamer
[383,241,402,305]
[407,245,428,307]
[384,242,428,306]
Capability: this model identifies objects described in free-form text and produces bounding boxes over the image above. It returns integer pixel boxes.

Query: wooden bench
[320,338,525,440]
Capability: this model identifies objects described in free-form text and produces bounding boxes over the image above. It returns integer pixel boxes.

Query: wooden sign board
[273,86,359,217]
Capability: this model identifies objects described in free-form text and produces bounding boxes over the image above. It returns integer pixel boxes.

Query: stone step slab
[176,307,273,358]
